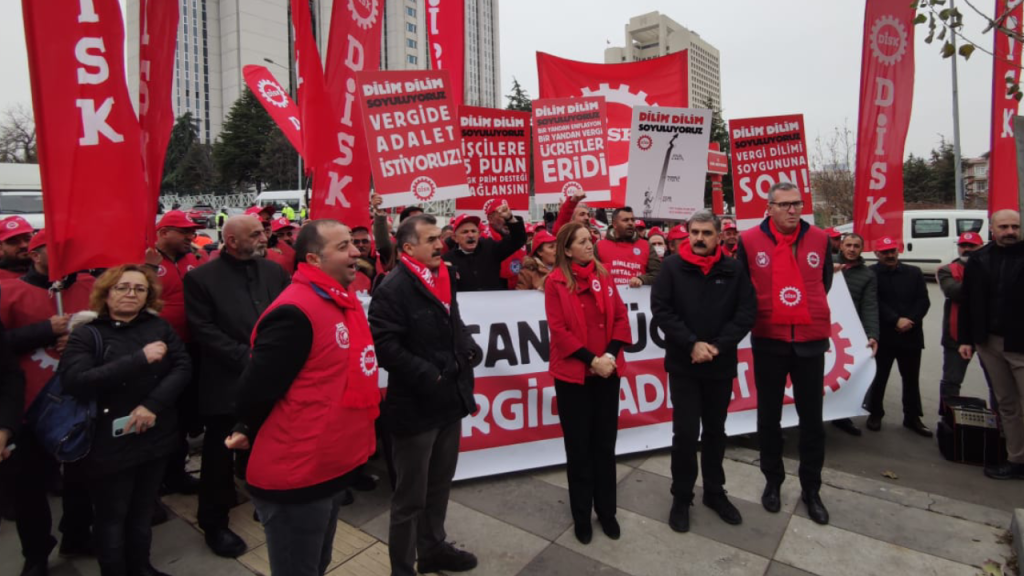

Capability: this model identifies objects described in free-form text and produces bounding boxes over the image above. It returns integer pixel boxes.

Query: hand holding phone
[112,415,135,437]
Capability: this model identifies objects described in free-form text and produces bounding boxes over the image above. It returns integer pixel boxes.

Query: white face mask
[653,245,666,258]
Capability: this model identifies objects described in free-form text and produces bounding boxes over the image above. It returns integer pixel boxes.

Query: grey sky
[0,1,1004,162]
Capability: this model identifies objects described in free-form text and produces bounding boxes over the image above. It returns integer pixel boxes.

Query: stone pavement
[0,441,1016,576]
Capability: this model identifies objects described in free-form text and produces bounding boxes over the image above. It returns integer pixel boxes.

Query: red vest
[741,224,831,342]
[596,237,649,285]
[0,268,24,281]
[266,243,296,276]
[0,274,94,408]
[350,270,372,297]
[245,281,379,491]
[156,250,205,342]
[948,260,965,340]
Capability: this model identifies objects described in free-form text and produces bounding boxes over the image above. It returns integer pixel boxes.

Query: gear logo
[360,345,378,377]
[411,176,437,201]
[157,265,167,277]
[807,252,821,268]
[779,286,802,307]
[5,221,18,230]
[561,181,583,198]
[348,0,379,30]
[509,259,522,275]
[580,83,658,186]
[335,322,351,349]
[186,265,195,272]
[31,348,59,372]
[257,79,289,108]
[755,251,770,268]
[633,247,642,256]
[591,279,601,293]
[824,322,855,393]
[870,15,909,66]
[637,135,653,151]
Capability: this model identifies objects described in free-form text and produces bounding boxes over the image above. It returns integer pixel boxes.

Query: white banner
[370,275,875,481]
[625,106,712,221]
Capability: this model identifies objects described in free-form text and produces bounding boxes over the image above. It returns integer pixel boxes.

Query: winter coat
[515,256,552,291]
[840,257,880,341]
[871,262,930,351]
[442,217,527,291]
[959,241,1024,352]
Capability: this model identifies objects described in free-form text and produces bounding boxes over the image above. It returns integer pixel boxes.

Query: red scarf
[768,220,812,325]
[678,242,723,275]
[399,253,452,313]
[293,263,380,408]
[570,260,611,314]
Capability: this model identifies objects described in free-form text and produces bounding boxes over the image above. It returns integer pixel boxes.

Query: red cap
[635,219,647,229]
[876,236,900,251]
[271,217,295,233]
[0,216,34,242]
[525,223,536,234]
[722,220,737,231]
[156,210,202,230]
[483,198,508,216]
[531,230,557,255]
[825,227,842,239]
[28,229,46,251]
[957,231,983,246]
[647,226,665,239]
[451,214,481,231]
[245,206,274,220]
[667,224,688,242]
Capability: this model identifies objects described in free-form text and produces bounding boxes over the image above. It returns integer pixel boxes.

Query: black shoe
[204,527,247,558]
[597,516,620,540]
[832,418,862,437]
[703,491,743,525]
[129,565,171,576]
[983,462,1024,480]
[761,483,781,513]
[58,535,94,558]
[903,418,933,438]
[865,415,882,431]
[351,472,378,492]
[151,500,169,526]
[339,488,355,507]
[668,497,691,533]
[573,522,593,544]
[161,473,200,495]
[20,559,49,576]
[801,491,830,525]
[417,542,478,573]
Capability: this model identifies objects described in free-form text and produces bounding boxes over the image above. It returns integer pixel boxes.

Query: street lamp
[264,57,303,191]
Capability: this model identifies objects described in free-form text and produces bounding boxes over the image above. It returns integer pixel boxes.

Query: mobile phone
[112,415,134,437]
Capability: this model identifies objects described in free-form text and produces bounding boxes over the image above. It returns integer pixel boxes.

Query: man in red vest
[0,229,96,572]
[936,232,984,412]
[480,198,527,290]
[735,182,832,525]
[225,220,379,576]
[0,216,34,280]
[596,206,661,287]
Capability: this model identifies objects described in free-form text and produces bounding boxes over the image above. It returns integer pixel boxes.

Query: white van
[0,163,44,229]
[835,209,988,276]
[255,190,307,212]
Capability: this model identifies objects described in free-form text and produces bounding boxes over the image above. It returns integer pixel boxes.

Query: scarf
[678,242,723,275]
[399,253,452,313]
[768,219,812,325]
[570,260,611,314]
[293,263,380,408]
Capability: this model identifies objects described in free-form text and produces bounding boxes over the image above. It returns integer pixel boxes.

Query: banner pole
[950,0,965,210]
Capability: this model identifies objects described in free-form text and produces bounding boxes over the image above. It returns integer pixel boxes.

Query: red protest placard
[728,114,812,225]
[532,97,611,204]
[456,106,531,216]
[357,70,470,207]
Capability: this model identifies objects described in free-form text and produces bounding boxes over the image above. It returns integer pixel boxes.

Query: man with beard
[936,232,985,412]
[184,215,291,558]
[596,207,662,287]
[350,225,376,296]
[265,217,297,276]
[959,210,1024,480]
[0,217,34,280]
[442,205,526,292]
[481,199,528,290]
[720,219,739,258]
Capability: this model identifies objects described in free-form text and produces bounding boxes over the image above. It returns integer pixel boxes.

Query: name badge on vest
[335,322,350,349]
[756,252,770,268]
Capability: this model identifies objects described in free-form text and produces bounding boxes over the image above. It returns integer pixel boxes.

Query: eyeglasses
[770,201,804,212]
[111,284,148,295]
[352,239,371,245]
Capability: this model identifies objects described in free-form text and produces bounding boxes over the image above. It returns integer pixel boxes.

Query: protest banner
[357,70,470,207]
[729,114,813,229]
[365,277,875,480]
[532,97,611,204]
[624,106,712,220]
[456,106,531,217]
[243,65,304,158]
[988,0,1023,215]
[427,0,464,106]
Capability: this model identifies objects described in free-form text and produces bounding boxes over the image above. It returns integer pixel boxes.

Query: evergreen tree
[213,88,275,192]
[505,77,532,112]
[902,153,932,205]
[257,128,301,191]
[161,113,198,191]
[169,142,215,194]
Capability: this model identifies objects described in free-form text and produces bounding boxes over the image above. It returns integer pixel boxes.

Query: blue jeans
[252,490,346,576]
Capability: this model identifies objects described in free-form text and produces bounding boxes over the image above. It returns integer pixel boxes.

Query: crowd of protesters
[0,186,1021,576]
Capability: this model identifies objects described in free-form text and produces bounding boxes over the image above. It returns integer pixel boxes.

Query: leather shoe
[802,491,830,525]
[832,418,862,437]
[352,471,379,492]
[761,483,781,513]
[983,462,1024,480]
[598,516,620,540]
[668,497,691,533]
[417,541,478,573]
[703,491,743,525]
[339,488,355,507]
[865,415,882,431]
[204,527,247,558]
[573,521,593,544]
[903,418,933,438]
[129,565,171,576]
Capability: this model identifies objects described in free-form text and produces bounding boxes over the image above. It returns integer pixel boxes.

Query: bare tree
[0,104,37,163]
[810,123,856,226]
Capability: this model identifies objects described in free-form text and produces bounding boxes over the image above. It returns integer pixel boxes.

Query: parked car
[185,204,215,227]
[0,190,45,230]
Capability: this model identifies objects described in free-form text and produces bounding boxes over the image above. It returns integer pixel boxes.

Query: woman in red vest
[544,222,632,544]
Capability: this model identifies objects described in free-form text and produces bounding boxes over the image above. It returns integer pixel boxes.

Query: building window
[407,55,418,64]
[407,39,416,48]
[406,6,416,16]
[407,23,416,33]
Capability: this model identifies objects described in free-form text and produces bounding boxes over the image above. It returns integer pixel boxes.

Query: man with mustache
[596,206,662,287]
[0,216,34,280]
[936,232,985,413]
[442,204,526,292]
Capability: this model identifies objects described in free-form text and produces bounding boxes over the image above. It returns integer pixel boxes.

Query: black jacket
[0,310,25,438]
[871,262,930,350]
[369,264,478,436]
[442,217,527,291]
[60,312,191,479]
[651,252,756,379]
[959,241,1024,352]
[184,252,291,416]
[937,258,966,349]
[840,258,880,341]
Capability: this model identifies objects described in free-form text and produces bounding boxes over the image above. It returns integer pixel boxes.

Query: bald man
[958,209,1024,481]
[184,214,291,557]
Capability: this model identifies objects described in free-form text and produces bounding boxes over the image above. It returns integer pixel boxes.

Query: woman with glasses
[59,264,191,576]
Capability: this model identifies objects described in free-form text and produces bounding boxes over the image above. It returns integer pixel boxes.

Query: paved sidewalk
[1,443,1015,576]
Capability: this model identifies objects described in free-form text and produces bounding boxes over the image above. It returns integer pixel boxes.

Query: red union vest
[156,250,205,342]
[596,237,649,286]
[741,223,831,342]
[948,260,965,341]
[265,242,296,276]
[245,281,379,492]
[0,274,94,409]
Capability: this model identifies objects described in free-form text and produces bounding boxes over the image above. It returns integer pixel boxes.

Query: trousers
[669,374,732,500]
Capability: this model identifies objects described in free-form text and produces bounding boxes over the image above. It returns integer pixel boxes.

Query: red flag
[536,52,688,208]
[243,65,304,158]
[428,0,464,106]
[23,0,148,280]
[291,0,341,172]
[989,0,1023,214]
[853,1,915,251]
[138,0,178,245]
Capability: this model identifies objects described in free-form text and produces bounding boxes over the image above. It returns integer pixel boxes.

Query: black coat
[60,312,191,479]
[871,262,930,350]
[959,241,1024,352]
[442,218,527,291]
[184,252,291,416]
[0,308,25,438]
[651,253,757,379]
[369,264,478,436]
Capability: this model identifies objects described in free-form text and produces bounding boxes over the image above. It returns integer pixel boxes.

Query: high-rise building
[604,12,721,111]
[126,0,502,145]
